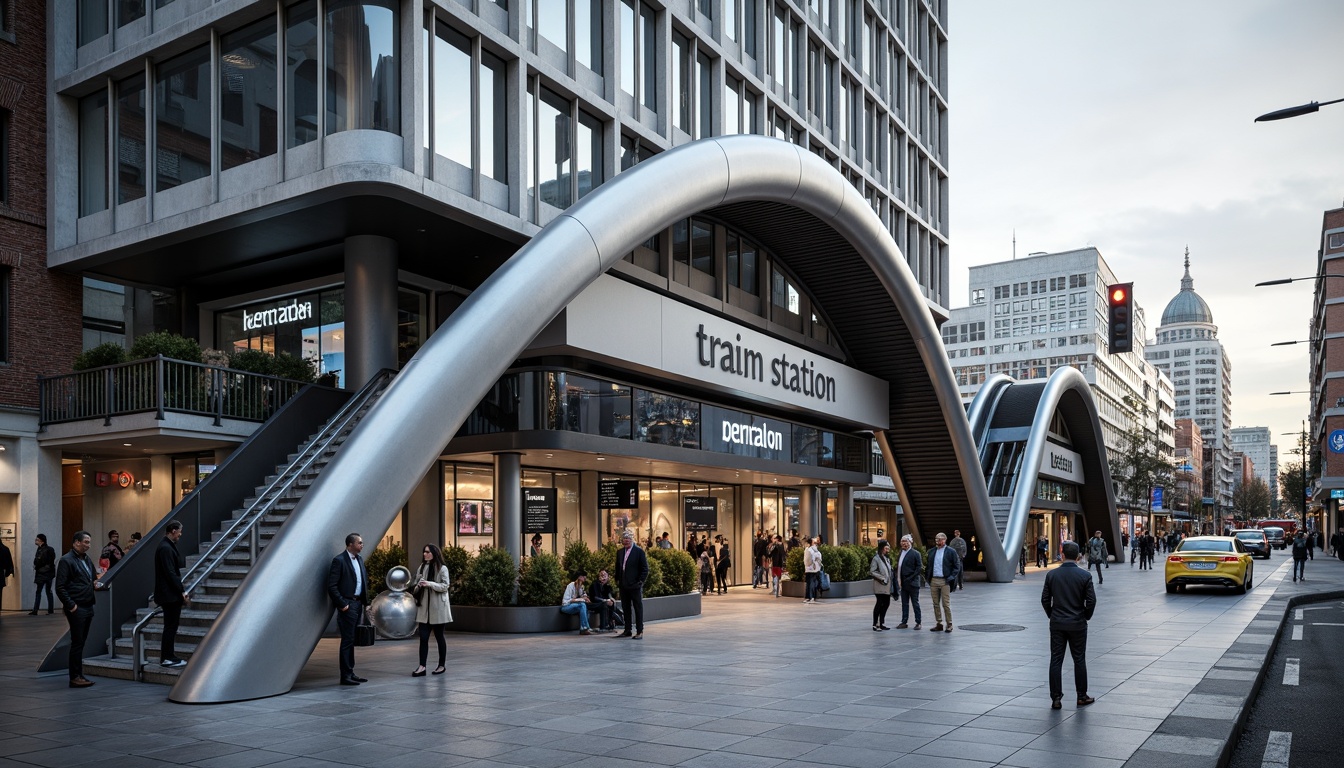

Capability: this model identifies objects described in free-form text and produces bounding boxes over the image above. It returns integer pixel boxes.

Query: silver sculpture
[368,566,417,640]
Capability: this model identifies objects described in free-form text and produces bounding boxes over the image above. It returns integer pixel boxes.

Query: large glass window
[672,32,690,133]
[555,374,632,438]
[79,91,108,216]
[576,110,602,200]
[286,1,319,147]
[536,86,571,209]
[690,218,715,276]
[155,47,211,192]
[725,77,741,135]
[78,0,108,46]
[325,0,399,135]
[116,75,146,203]
[117,0,144,29]
[536,0,567,55]
[480,52,507,183]
[726,233,759,294]
[620,1,658,111]
[620,1,635,96]
[634,389,700,448]
[575,0,601,72]
[220,18,279,171]
[433,23,471,168]
[698,51,712,139]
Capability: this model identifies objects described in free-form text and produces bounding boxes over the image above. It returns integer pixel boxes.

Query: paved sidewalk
[0,555,1316,768]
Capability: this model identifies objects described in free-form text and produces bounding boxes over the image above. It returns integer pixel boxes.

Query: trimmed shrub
[836,545,865,582]
[228,349,276,376]
[649,548,696,595]
[643,556,669,598]
[364,543,407,597]
[441,545,471,601]
[561,540,598,582]
[73,343,127,371]
[273,351,318,383]
[459,546,516,606]
[785,545,806,581]
[517,553,567,606]
[593,541,619,585]
[129,332,203,363]
[201,348,231,368]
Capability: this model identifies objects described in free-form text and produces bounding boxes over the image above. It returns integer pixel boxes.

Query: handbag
[355,612,376,646]
[818,570,831,592]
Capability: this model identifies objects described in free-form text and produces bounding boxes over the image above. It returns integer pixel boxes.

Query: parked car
[1231,529,1271,559]
[1165,536,1255,595]
[1262,526,1286,550]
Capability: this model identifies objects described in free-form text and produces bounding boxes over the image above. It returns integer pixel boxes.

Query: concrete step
[82,655,180,685]
[132,607,220,627]
[113,637,198,660]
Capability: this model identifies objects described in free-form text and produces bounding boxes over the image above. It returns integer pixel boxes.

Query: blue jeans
[1293,559,1306,580]
[804,572,819,600]
[560,602,590,630]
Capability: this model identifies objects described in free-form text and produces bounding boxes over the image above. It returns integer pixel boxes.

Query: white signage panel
[1039,444,1084,484]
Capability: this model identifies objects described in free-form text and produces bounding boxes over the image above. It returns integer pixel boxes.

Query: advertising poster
[598,479,640,509]
[480,502,494,535]
[523,488,558,534]
[457,501,479,535]
[684,496,718,531]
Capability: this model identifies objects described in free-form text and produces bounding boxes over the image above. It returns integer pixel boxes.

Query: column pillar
[837,485,855,544]
[495,453,522,573]
[343,235,399,389]
[799,486,821,541]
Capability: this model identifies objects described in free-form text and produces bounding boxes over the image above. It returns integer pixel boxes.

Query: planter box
[780,579,874,599]
[445,592,702,633]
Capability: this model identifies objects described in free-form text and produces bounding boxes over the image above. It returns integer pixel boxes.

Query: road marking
[1261,730,1291,767]
[1291,625,1302,640]
[1310,622,1344,626]
[1295,609,1302,620]
[1283,659,1299,686]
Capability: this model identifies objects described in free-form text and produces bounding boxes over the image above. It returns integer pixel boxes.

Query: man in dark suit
[325,533,368,685]
[1042,540,1097,710]
[613,530,648,639]
[154,521,190,669]
[30,534,57,615]
[54,531,99,688]
[894,535,922,629]
[0,538,14,616]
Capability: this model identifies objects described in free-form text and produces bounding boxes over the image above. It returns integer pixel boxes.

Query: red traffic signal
[1107,282,1134,353]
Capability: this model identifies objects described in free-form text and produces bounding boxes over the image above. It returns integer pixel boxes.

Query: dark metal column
[494,452,522,570]
[343,235,399,389]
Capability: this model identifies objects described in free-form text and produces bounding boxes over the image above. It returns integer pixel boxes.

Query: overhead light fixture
[596,456,606,461]
[123,443,133,447]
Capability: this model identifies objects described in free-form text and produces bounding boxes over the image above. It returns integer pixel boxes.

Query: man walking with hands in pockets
[1042,540,1097,710]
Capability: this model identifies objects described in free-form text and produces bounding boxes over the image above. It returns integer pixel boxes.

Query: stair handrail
[128,370,394,681]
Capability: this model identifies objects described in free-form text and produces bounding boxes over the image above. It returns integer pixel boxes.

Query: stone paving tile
[913,736,1021,763]
[1001,748,1126,768]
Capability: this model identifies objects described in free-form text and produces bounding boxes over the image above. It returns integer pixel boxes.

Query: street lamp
[1270,340,1316,347]
[1254,97,1344,122]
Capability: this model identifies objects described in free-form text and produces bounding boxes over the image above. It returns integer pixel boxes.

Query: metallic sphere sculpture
[368,565,418,639]
[385,565,411,592]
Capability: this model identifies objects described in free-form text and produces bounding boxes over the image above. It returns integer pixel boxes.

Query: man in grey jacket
[948,530,968,590]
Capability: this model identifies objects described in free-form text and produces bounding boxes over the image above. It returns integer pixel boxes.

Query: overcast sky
[948,0,1344,466]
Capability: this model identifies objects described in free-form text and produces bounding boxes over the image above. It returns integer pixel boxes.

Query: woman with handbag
[411,544,452,677]
[869,540,893,631]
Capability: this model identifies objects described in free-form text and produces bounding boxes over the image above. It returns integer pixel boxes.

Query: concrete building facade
[1229,425,1278,510]
[1309,203,1344,535]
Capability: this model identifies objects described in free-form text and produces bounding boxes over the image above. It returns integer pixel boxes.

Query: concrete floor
[0,552,1301,767]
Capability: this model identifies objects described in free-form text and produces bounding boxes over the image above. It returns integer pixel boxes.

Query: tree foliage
[1279,461,1308,517]
[1109,417,1173,513]
[1232,478,1271,520]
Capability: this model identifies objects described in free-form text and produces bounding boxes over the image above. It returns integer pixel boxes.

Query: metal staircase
[80,371,395,684]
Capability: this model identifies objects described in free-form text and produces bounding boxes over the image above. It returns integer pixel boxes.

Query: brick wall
[0,0,82,410]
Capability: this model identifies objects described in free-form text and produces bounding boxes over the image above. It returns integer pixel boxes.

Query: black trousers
[1049,625,1088,699]
[160,601,183,662]
[1293,559,1306,580]
[1037,551,1047,568]
[33,579,54,612]
[336,601,362,679]
[418,622,446,667]
[65,604,95,680]
[592,599,617,629]
[621,585,644,634]
[873,594,891,626]
[899,584,921,625]
[1089,561,1104,583]
[715,564,730,593]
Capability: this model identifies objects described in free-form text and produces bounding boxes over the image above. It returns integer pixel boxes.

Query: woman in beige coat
[412,544,452,677]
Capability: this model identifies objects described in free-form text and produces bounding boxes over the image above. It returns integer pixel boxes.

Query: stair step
[82,655,181,685]
[120,624,211,642]
[113,638,198,659]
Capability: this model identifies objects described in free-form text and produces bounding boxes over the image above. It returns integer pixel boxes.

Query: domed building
[1145,250,1234,516]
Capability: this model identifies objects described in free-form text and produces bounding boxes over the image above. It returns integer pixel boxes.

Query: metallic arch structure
[974,367,1121,571]
[172,136,1011,702]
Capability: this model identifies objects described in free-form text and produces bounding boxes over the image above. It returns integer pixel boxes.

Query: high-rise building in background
[1310,203,1344,535]
[1145,251,1233,512]
[1229,426,1278,511]
[942,247,1176,531]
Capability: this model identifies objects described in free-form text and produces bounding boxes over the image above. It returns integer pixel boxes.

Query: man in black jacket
[613,530,648,639]
[325,533,369,685]
[924,532,961,632]
[30,534,57,614]
[1042,540,1097,710]
[0,538,14,616]
[154,521,190,668]
[894,535,923,629]
[55,531,99,688]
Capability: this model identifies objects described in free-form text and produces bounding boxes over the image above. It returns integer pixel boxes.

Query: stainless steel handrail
[128,370,394,681]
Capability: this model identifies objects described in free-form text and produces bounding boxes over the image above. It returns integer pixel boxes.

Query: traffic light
[1107,283,1134,353]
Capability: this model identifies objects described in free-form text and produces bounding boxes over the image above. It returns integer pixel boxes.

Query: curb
[1124,562,1344,768]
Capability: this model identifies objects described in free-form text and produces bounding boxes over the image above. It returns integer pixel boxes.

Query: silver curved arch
[1002,366,1120,565]
[966,373,1015,458]
[170,135,1000,703]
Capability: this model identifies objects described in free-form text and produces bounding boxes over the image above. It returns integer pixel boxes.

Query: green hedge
[517,553,567,606]
[364,543,407,598]
[458,546,516,607]
[786,543,881,582]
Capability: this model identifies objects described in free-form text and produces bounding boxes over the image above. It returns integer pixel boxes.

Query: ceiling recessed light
[123,443,133,447]
[596,456,606,461]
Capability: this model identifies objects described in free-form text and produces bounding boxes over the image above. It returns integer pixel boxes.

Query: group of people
[750,531,796,597]
[687,533,732,595]
[1127,530,1168,570]
[866,533,962,632]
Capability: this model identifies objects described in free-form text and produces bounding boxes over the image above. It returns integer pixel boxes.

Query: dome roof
[1161,251,1214,326]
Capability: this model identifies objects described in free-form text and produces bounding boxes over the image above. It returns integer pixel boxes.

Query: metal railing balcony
[38,355,310,427]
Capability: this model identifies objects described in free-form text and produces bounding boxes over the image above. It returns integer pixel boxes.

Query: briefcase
[355,621,376,647]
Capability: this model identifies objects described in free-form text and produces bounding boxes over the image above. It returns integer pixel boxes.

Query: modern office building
[1173,417,1203,515]
[1229,426,1278,510]
[32,1,952,601]
[1145,250,1234,511]
[0,0,84,613]
[1309,203,1344,535]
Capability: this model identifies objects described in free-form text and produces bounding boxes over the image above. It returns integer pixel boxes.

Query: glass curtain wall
[79,92,108,216]
[220,18,280,170]
[429,21,509,183]
[286,1,319,147]
[325,0,399,135]
[753,487,800,539]
[116,75,146,203]
[155,46,211,191]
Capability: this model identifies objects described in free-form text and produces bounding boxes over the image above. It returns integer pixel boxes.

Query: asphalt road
[1229,600,1344,768]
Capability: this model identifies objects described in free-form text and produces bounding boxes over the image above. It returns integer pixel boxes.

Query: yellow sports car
[1164,536,1254,594]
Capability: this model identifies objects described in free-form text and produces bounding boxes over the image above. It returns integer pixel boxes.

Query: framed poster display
[457,501,480,535]
[480,502,495,535]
